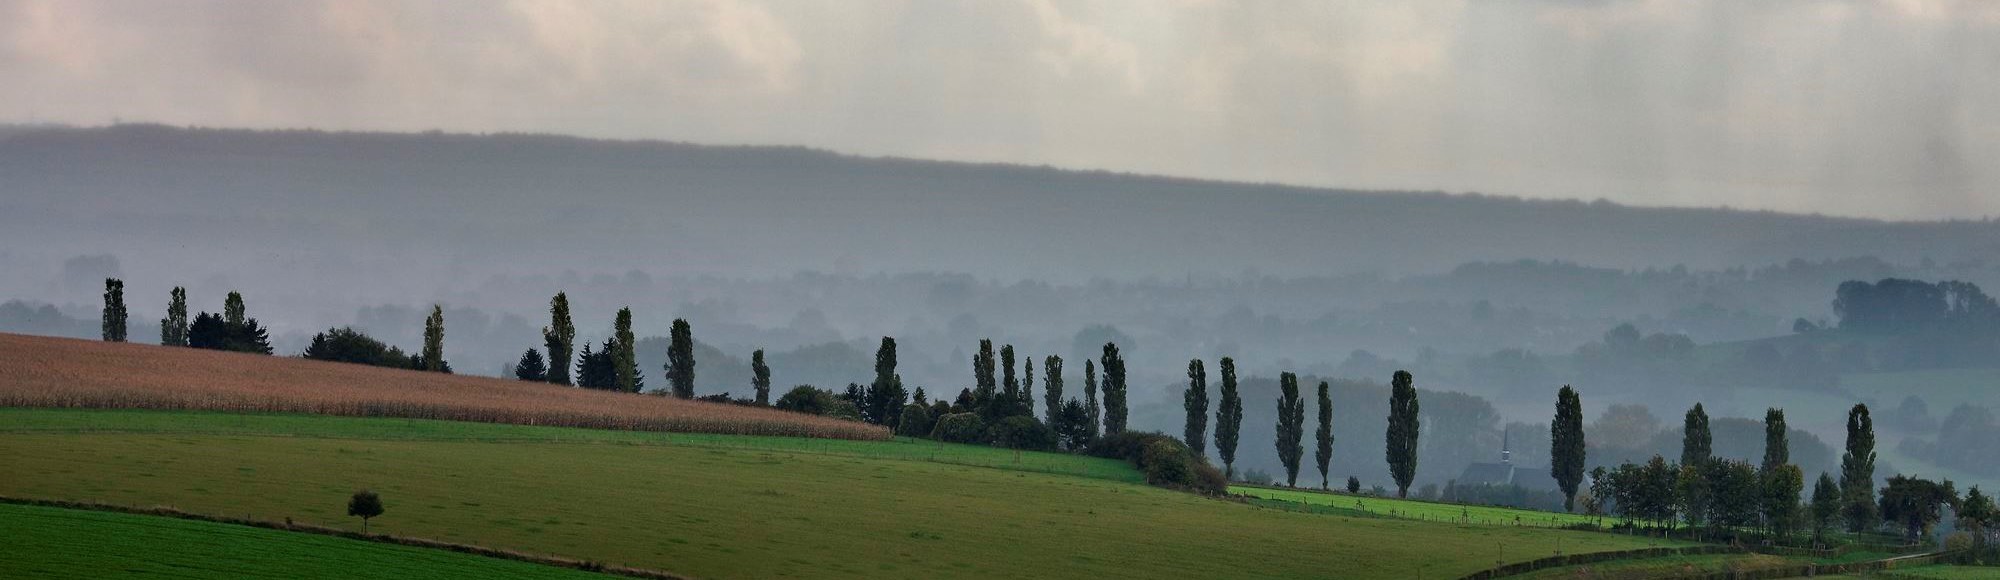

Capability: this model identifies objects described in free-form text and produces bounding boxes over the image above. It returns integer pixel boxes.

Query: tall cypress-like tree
[973,339,997,411]
[1763,408,1789,472]
[421,305,446,372]
[1083,359,1099,438]
[1314,380,1333,490]
[1840,403,1878,532]
[866,337,906,426]
[1682,403,1713,467]
[1552,385,1587,512]
[613,308,638,393]
[1100,342,1128,434]
[1022,354,1035,418]
[1043,355,1064,425]
[1275,372,1306,487]
[1000,345,1018,403]
[101,278,127,342]
[159,286,188,346]
[751,349,772,405]
[1385,370,1421,498]
[1215,357,1243,479]
[224,291,246,327]
[667,318,696,398]
[543,292,575,386]
[1184,359,1209,456]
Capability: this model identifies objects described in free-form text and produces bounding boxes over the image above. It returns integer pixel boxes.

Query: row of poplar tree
[104,279,449,372]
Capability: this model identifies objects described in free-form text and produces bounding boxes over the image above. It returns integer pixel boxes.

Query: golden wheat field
[0,333,888,440]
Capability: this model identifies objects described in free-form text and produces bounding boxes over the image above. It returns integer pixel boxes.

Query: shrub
[987,416,1055,451]
[1192,461,1229,496]
[774,385,831,415]
[930,413,986,444]
[1346,476,1361,493]
[1946,531,1974,552]
[1142,439,1193,486]
[1238,468,1274,485]
[824,398,862,421]
[896,403,934,438]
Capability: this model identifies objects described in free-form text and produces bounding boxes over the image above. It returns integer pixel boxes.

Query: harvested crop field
[0,333,886,440]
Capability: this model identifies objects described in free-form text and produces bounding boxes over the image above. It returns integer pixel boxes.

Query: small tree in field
[347,490,384,533]
[1347,476,1361,494]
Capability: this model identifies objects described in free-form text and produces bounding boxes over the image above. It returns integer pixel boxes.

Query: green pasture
[1233,485,1604,528]
[0,502,607,579]
[0,408,1685,579]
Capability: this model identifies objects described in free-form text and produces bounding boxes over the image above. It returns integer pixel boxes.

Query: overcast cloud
[3,0,1997,219]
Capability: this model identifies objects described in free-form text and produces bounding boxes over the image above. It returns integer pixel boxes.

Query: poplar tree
[421,305,446,372]
[1275,372,1306,487]
[224,291,246,327]
[973,339,997,413]
[1022,353,1034,417]
[543,292,575,386]
[613,308,638,393]
[1682,403,1713,467]
[1001,344,1018,403]
[667,318,696,398]
[1552,385,1587,512]
[1083,358,1099,438]
[101,278,127,342]
[1385,370,1421,498]
[159,286,188,346]
[1763,408,1789,472]
[1215,357,1243,479]
[751,349,772,405]
[1043,355,1064,425]
[1840,403,1878,532]
[1184,359,1209,456]
[866,337,906,426]
[1100,342,1128,434]
[1314,380,1333,490]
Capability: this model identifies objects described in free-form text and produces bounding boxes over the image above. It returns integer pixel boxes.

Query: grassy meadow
[1233,485,1604,528]
[0,502,609,579]
[0,408,1684,579]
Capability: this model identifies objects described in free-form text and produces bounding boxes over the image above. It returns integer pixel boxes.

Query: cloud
[2,0,1997,220]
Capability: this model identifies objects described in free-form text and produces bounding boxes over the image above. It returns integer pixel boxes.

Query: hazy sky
[4,0,1997,220]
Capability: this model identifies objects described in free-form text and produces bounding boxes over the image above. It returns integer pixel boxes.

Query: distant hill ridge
[3,123,1995,281]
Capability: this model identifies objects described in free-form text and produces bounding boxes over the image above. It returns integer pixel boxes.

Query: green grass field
[1874,565,2000,579]
[0,408,1688,579]
[1232,485,1605,528]
[0,502,608,579]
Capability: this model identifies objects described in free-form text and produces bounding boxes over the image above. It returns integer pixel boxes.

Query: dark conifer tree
[1552,385,1587,512]
[1275,372,1305,487]
[667,318,696,398]
[751,349,772,405]
[1682,403,1713,467]
[1184,359,1209,456]
[514,349,548,381]
[1315,380,1333,490]
[1810,473,1842,540]
[542,292,576,386]
[1840,403,1878,532]
[1042,355,1064,425]
[1763,408,1789,472]
[159,286,188,346]
[421,305,446,373]
[101,278,127,342]
[1385,370,1421,498]
[1214,357,1243,479]
[1100,342,1127,434]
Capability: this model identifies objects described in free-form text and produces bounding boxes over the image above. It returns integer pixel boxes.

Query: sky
[3,0,1997,220]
